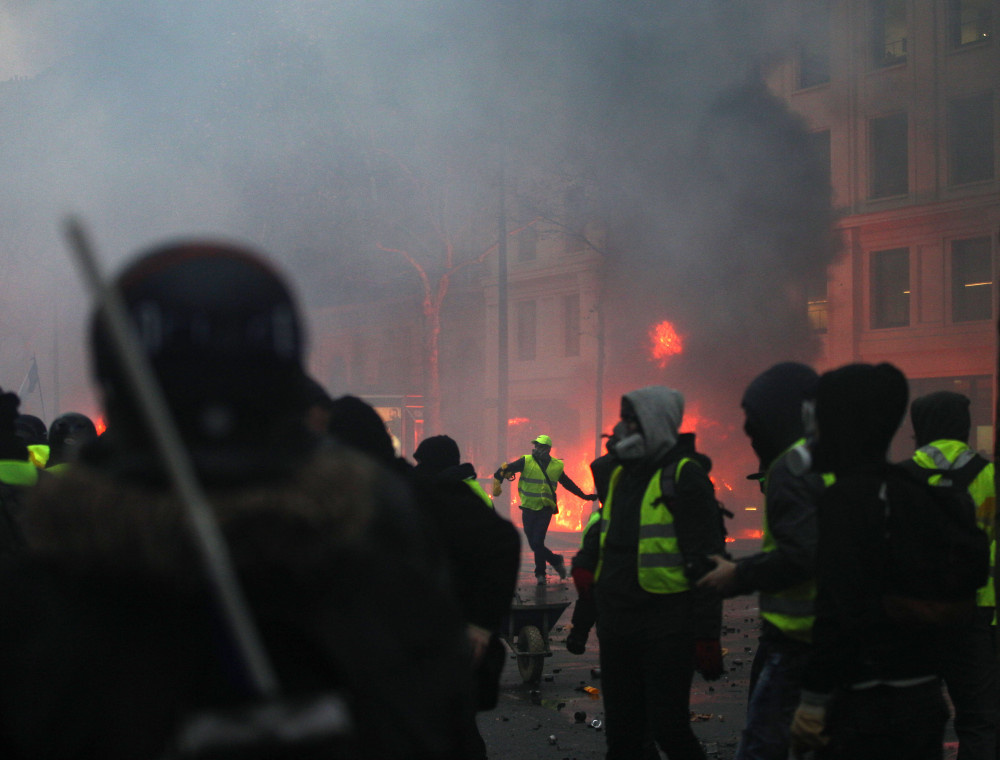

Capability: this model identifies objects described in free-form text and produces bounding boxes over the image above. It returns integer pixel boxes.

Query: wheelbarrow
[497,599,572,684]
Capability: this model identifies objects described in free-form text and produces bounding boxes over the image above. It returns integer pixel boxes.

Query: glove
[491,478,503,497]
[790,698,830,756]
[693,639,723,680]
[571,566,594,597]
[565,626,589,655]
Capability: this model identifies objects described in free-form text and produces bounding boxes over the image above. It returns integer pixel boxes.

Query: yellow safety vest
[758,439,833,643]
[0,460,40,487]
[27,444,49,470]
[913,439,996,610]
[464,478,495,509]
[518,455,564,511]
[595,459,692,594]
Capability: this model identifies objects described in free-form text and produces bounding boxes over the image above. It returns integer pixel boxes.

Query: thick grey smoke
[0,1,834,519]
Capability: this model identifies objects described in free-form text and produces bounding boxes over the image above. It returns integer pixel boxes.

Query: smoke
[0,1,835,521]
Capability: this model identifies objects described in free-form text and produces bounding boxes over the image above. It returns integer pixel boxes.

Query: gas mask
[611,420,646,461]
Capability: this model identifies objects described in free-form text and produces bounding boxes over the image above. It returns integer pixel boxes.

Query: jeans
[735,636,810,760]
[520,507,561,575]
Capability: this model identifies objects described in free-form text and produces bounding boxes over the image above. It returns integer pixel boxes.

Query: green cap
[532,434,552,447]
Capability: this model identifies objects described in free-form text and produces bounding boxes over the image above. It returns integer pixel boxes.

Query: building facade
[765,0,1000,456]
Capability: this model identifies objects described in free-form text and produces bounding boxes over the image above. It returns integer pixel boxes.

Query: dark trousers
[822,680,949,760]
[520,507,560,575]
[942,609,999,760]
[735,636,810,760]
[597,609,706,760]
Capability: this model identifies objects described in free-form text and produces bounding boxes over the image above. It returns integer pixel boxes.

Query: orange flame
[95,416,107,436]
[649,320,683,368]
[508,417,530,426]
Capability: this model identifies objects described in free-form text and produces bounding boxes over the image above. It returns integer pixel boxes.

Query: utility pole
[496,165,509,517]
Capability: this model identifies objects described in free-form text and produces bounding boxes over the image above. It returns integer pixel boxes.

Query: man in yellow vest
[698,362,826,760]
[905,390,997,760]
[574,386,724,759]
[494,434,597,585]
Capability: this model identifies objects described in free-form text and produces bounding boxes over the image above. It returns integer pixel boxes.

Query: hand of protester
[696,554,738,595]
[491,478,503,497]
[789,699,830,757]
[466,624,492,666]
[571,566,595,597]
[693,639,724,680]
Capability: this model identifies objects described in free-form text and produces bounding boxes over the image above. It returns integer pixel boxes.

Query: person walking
[698,362,827,760]
[904,390,998,760]
[494,434,596,584]
[575,386,724,759]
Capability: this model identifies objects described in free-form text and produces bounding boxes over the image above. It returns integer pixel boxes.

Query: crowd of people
[0,237,994,760]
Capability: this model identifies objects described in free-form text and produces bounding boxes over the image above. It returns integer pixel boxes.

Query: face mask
[611,421,646,461]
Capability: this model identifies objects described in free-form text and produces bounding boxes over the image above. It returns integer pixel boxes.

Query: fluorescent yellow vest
[913,440,995,610]
[464,478,495,509]
[758,440,832,644]
[595,459,691,594]
[518,455,564,511]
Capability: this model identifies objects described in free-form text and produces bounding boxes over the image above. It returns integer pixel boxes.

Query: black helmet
[48,412,98,466]
[90,240,309,479]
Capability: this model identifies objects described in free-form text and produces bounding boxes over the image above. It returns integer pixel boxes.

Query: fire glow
[649,319,683,368]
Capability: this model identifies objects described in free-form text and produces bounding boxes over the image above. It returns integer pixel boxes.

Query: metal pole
[64,218,280,700]
[497,166,509,516]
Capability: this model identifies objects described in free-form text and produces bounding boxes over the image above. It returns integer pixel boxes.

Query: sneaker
[553,557,568,580]
[535,573,547,585]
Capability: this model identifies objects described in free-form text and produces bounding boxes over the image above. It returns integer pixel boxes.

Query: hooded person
[574,385,725,760]
[904,390,998,760]
[0,240,478,760]
[791,363,950,760]
[697,362,826,760]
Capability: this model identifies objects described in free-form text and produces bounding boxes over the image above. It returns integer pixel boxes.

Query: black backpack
[880,459,991,626]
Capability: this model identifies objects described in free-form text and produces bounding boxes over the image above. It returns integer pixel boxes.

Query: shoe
[535,573,547,585]
[553,557,568,580]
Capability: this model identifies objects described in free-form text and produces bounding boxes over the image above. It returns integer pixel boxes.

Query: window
[516,300,536,361]
[807,129,832,192]
[952,237,993,322]
[799,1,831,88]
[871,0,908,67]
[517,225,537,262]
[870,247,910,328]
[948,93,995,185]
[805,270,829,333]
[870,112,908,198]
[564,293,580,357]
[949,0,993,47]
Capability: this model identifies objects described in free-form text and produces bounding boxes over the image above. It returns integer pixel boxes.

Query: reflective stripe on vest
[0,460,39,487]
[914,440,996,608]
[595,459,690,594]
[518,455,564,511]
[758,440,827,643]
[464,478,495,509]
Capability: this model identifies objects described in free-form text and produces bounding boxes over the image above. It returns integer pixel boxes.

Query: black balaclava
[910,391,972,448]
[812,362,908,474]
[741,362,819,471]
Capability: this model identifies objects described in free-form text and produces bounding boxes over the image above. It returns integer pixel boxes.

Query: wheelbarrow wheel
[516,625,545,684]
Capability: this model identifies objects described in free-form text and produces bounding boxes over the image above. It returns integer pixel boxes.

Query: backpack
[880,461,990,626]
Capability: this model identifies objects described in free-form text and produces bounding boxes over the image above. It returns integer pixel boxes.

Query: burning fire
[649,320,683,368]
[95,416,107,436]
[507,417,530,426]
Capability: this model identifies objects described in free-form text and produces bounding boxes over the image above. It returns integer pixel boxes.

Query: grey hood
[622,385,685,462]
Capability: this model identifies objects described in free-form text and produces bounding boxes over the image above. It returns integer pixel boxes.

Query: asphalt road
[478,531,961,760]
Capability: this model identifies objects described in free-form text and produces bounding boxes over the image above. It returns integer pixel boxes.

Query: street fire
[649,319,683,368]
[507,417,530,426]
[95,416,107,436]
